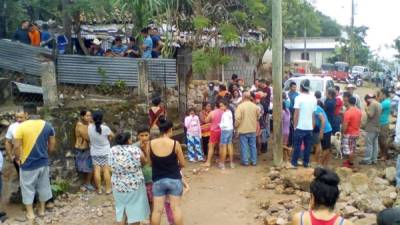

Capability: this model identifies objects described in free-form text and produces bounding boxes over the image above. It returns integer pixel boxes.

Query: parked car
[283,75,335,99]
[351,66,372,80]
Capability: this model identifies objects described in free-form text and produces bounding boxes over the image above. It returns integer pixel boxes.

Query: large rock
[354,214,377,225]
[350,173,369,194]
[335,167,353,181]
[384,167,397,183]
[354,194,385,213]
[281,168,314,191]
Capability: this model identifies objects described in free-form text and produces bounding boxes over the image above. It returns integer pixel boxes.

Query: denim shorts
[220,130,233,144]
[152,178,183,197]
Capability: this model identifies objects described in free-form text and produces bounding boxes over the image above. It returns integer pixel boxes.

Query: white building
[284,37,338,68]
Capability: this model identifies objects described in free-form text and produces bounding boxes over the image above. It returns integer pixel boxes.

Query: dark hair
[202,102,211,109]
[23,103,37,115]
[219,99,229,107]
[92,111,103,134]
[187,108,195,114]
[106,49,112,53]
[21,20,29,25]
[115,36,122,42]
[152,96,162,106]
[42,24,49,30]
[327,88,337,99]
[231,74,238,80]
[115,132,131,145]
[259,79,266,84]
[317,100,324,108]
[80,110,89,117]
[377,208,400,225]
[141,27,149,34]
[334,85,340,92]
[314,91,322,99]
[158,117,173,134]
[137,126,150,135]
[219,84,227,91]
[381,88,390,98]
[129,36,135,42]
[290,81,297,88]
[310,168,340,209]
[348,96,356,105]
[342,91,352,99]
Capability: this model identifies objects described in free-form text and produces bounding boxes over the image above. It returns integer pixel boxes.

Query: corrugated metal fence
[57,55,139,87]
[0,40,52,76]
[0,39,177,87]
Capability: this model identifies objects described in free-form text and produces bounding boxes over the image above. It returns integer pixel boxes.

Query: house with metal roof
[284,37,338,68]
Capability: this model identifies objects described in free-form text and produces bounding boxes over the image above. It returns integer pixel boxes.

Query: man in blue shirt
[313,101,332,167]
[13,20,31,45]
[287,81,299,147]
[141,28,153,58]
[40,24,53,48]
[150,27,164,58]
[111,36,128,57]
[378,88,391,160]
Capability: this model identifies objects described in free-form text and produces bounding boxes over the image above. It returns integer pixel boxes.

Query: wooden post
[272,0,283,166]
[40,61,58,107]
[138,60,149,99]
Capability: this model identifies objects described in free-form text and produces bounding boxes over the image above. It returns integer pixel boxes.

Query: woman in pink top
[184,108,203,162]
[203,102,224,167]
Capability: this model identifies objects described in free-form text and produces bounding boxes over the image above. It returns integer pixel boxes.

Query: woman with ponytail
[88,110,114,194]
[292,168,354,225]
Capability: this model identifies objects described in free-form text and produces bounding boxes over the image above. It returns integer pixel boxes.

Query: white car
[283,75,335,98]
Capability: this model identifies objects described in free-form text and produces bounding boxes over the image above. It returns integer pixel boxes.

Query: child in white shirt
[219,100,234,169]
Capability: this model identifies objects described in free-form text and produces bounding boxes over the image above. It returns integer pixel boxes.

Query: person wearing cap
[360,94,382,165]
[89,39,105,56]
[290,79,317,168]
[345,84,361,109]
[204,82,218,107]
[111,36,128,57]
[377,207,400,225]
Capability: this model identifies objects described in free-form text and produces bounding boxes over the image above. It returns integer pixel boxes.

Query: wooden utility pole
[272,0,283,166]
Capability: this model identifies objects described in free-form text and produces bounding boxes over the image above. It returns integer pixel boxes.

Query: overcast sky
[308,0,400,60]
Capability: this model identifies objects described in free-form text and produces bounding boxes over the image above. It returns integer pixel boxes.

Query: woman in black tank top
[149,118,185,225]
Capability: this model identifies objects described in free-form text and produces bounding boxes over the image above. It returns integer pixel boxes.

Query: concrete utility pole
[272,0,283,166]
[350,0,355,66]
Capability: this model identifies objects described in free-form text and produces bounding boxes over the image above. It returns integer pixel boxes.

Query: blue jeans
[396,155,400,188]
[291,129,313,167]
[364,131,379,164]
[153,178,183,197]
[239,133,257,165]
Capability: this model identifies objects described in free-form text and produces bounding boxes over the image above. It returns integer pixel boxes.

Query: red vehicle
[321,63,335,78]
[332,62,350,81]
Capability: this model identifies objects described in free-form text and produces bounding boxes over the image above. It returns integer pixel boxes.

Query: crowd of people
[12,20,164,59]
[1,73,400,224]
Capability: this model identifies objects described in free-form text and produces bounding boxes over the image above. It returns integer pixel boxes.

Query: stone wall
[187,80,221,111]
[0,101,148,197]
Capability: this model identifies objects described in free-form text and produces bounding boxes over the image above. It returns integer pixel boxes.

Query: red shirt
[335,97,343,116]
[343,107,362,135]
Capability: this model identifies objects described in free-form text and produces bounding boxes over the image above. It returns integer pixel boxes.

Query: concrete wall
[286,50,334,68]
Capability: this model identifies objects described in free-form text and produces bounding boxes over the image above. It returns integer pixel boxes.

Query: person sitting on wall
[111,36,128,57]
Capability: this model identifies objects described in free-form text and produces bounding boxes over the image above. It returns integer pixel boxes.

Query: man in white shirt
[4,110,27,203]
[5,110,27,168]
[290,79,317,168]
